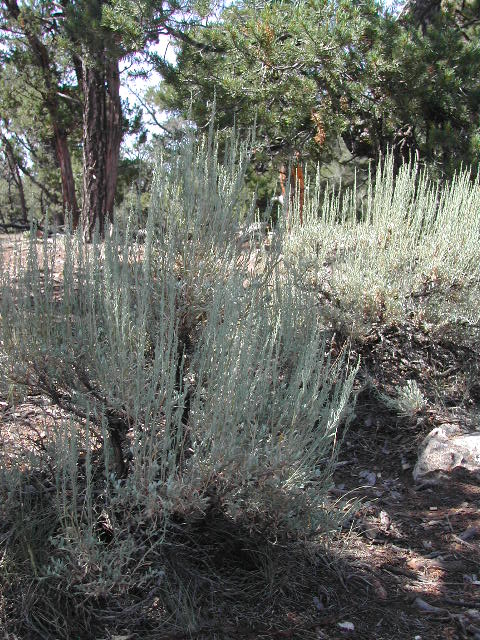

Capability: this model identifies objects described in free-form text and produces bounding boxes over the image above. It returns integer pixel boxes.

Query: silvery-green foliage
[284,156,480,337]
[181,265,355,534]
[379,380,426,417]
[0,128,355,605]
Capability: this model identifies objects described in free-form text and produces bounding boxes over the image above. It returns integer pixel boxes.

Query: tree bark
[82,54,122,239]
[105,59,122,224]
[82,60,108,240]
[1,133,28,222]
[53,125,79,227]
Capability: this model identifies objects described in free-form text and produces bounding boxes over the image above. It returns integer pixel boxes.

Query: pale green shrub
[378,380,427,417]
[0,130,356,637]
[284,156,480,338]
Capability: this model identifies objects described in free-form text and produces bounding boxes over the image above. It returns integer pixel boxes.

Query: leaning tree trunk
[4,0,79,228]
[82,55,122,239]
[54,124,80,228]
[1,133,28,223]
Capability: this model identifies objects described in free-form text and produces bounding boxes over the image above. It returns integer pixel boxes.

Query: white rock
[413,424,480,481]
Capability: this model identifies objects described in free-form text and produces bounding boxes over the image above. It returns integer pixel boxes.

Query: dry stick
[442,598,480,608]
[32,365,128,477]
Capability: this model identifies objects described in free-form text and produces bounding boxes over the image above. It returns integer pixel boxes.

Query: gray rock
[318,136,370,205]
[413,424,480,481]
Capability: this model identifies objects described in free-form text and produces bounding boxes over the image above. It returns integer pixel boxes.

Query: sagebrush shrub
[0,129,356,637]
[285,156,480,338]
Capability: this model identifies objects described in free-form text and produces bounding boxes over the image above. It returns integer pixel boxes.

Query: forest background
[1,0,479,233]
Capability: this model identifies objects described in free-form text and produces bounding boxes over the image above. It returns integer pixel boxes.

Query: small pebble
[338,621,355,632]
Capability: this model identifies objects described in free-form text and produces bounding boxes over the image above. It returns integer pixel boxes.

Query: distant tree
[156,0,479,176]
[0,130,28,222]
[1,0,214,237]
[1,1,81,225]
[0,48,81,224]
[154,0,377,159]
[394,0,480,172]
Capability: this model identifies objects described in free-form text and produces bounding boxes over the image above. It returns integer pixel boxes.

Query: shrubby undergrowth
[2,133,479,637]
[286,157,480,338]
[0,131,356,638]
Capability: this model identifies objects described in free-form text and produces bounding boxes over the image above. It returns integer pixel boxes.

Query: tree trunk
[54,125,79,228]
[82,60,108,240]
[4,1,79,227]
[1,133,28,222]
[81,55,123,239]
[5,1,122,237]
[105,59,122,224]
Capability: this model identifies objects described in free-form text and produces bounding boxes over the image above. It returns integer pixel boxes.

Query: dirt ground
[0,233,479,640]
[322,322,480,640]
